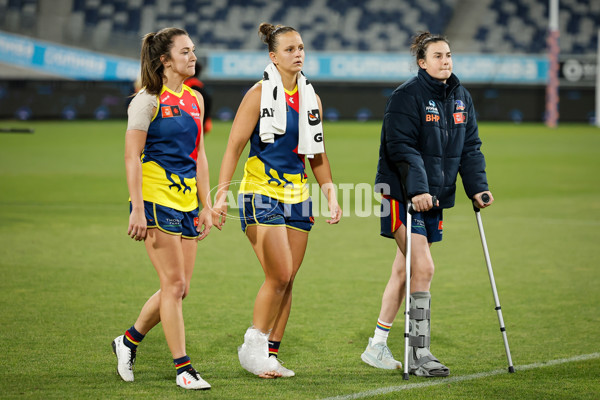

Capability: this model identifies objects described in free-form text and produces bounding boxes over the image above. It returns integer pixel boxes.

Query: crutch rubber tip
[403,373,410,380]
[508,366,515,373]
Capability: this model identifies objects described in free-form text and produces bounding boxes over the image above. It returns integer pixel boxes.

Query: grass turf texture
[0,120,599,399]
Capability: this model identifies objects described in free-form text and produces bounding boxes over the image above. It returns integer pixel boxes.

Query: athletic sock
[372,319,393,345]
[174,355,192,375]
[268,340,281,358]
[123,325,145,351]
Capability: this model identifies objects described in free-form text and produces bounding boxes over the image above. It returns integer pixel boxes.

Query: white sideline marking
[318,353,600,400]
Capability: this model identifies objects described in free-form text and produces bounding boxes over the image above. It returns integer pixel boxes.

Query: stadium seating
[1,0,39,34]
[0,0,598,54]
[471,0,599,54]
[65,0,457,52]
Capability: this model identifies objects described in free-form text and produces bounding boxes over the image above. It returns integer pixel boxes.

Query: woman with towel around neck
[212,23,342,378]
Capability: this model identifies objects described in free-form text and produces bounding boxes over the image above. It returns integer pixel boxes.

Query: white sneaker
[111,335,135,382]
[361,337,402,370]
[176,367,211,390]
[269,355,295,377]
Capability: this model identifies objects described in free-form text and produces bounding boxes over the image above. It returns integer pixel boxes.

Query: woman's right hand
[410,193,438,212]
[211,194,228,230]
[128,207,147,241]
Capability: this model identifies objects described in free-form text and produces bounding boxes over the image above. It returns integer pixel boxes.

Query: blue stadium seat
[5,0,594,55]
[72,0,86,12]
[127,8,141,32]
[474,0,598,54]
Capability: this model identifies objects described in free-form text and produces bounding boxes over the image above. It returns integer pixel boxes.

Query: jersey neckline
[161,85,185,97]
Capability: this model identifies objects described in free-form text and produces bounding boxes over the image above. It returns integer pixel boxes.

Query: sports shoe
[361,337,402,370]
[111,335,135,382]
[269,355,295,377]
[176,367,211,390]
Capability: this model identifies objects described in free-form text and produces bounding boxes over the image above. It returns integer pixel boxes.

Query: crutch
[397,164,413,380]
[402,199,414,380]
[398,163,439,380]
[400,194,438,380]
[474,193,515,373]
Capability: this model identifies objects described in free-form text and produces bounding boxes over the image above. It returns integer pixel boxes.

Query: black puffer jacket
[375,68,488,209]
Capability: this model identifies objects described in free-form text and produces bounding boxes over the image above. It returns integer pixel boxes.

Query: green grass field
[1,120,599,399]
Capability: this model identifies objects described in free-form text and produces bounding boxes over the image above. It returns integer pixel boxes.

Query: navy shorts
[132,201,200,239]
[380,196,443,243]
[239,193,314,233]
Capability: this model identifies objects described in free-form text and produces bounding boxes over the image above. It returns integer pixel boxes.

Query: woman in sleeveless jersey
[213,23,342,378]
[112,27,212,390]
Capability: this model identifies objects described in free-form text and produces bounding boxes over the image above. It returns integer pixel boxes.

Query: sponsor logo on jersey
[161,106,172,118]
[161,105,181,118]
[453,112,467,124]
[426,113,440,122]
[426,100,439,114]
[455,100,465,111]
[438,220,443,230]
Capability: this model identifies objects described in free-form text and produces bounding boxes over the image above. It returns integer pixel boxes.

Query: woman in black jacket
[361,32,493,377]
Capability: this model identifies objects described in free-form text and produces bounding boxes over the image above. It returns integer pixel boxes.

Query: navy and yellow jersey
[239,85,309,204]
[128,85,203,212]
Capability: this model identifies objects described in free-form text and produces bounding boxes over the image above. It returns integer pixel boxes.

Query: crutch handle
[473,193,490,212]
[408,195,438,215]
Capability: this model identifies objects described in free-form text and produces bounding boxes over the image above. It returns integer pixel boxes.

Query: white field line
[318,353,600,400]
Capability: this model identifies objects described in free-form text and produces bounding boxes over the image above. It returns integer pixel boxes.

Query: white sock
[372,319,393,345]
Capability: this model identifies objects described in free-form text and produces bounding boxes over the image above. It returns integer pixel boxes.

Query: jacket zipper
[438,98,451,202]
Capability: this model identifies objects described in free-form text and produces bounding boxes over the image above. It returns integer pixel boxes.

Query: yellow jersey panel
[240,156,308,203]
[141,161,198,212]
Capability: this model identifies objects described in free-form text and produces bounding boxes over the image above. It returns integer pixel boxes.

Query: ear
[269,52,277,65]
[418,58,427,69]
[160,54,170,67]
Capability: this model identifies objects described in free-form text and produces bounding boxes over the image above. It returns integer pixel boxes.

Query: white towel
[259,63,325,156]
[259,63,286,143]
[297,71,325,156]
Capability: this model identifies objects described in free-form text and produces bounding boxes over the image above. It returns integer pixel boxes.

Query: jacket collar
[417,68,460,100]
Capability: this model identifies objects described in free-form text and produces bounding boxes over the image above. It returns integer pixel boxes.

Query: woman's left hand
[196,207,213,241]
[473,191,494,209]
